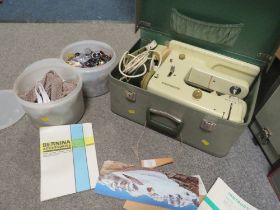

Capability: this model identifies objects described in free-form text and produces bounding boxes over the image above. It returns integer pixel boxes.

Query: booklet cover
[198,178,258,210]
[95,161,206,210]
[123,175,207,210]
[40,123,99,201]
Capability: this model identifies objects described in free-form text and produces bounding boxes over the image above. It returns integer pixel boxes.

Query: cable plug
[145,40,157,50]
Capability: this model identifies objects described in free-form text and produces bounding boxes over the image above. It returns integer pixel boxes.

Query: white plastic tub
[13,58,84,127]
[60,40,117,97]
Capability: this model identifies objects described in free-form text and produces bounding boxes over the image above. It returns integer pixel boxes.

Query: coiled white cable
[118,40,162,79]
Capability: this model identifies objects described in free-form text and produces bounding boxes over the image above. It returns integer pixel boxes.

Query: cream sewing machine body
[146,40,260,123]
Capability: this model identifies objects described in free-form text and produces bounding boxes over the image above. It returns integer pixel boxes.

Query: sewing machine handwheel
[141,70,155,89]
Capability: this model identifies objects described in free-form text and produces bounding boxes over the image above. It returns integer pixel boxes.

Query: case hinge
[136,21,152,31]
[257,53,273,62]
[258,127,272,145]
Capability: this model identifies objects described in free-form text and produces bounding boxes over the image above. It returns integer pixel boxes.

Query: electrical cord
[118,40,162,79]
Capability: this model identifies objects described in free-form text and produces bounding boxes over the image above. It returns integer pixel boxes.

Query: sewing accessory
[66,48,112,68]
[35,82,51,103]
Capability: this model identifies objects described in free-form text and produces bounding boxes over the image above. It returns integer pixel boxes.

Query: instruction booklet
[40,123,99,201]
[198,177,258,210]
[95,160,207,210]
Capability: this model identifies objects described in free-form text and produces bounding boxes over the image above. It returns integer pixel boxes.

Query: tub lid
[0,90,25,130]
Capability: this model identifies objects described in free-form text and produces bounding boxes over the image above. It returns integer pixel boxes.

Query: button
[179,54,185,60]
[66,53,75,60]
[230,86,241,95]
[192,89,202,99]
[65,48,112,68]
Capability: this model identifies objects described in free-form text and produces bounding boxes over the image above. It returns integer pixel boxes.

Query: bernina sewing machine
[143,40,260,123]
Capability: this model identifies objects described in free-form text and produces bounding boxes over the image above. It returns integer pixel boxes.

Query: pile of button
[65,48,112,68]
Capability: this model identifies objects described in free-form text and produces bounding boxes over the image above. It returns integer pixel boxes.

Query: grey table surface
[0,22,279,210]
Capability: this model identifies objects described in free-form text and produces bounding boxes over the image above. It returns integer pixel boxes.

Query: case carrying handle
[146,108,184,137]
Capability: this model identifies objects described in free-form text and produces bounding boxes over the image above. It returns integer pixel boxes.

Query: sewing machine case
[109,0,280,157]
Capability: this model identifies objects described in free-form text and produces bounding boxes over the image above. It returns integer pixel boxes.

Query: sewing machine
[145,40,260,123]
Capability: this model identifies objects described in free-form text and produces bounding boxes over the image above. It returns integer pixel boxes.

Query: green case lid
[136,0,280,66]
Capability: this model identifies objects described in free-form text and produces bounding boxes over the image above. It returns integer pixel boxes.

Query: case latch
[125,90,136,102]
[258,127,272,145]
[200,119,216,132]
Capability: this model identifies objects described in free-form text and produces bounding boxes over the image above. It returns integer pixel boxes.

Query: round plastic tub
[13,58,85,127]
[60,40,117,97]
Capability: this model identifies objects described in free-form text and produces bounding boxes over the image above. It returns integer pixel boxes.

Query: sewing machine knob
[230,86,241,95]
[179,54,185,60]
[192,89,202,99]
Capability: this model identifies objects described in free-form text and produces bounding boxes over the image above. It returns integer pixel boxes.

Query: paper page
[95,160,201,210]
[123,200,169,210]
[198,178,258,210]
[123,175,207,210]
[142,159,157,168]
[141,157,174,168]
[40,123,99,201]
